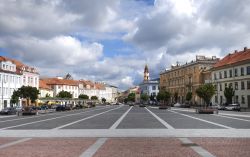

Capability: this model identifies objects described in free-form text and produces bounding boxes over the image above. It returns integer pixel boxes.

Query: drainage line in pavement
[79,138,107,157]
[0,138,32,149]
[178,138,216,157]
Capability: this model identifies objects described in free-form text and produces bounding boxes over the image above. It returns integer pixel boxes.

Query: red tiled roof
[95,83,106,90]
[42,78,79,86]
[0,56,38,74]
[213,48,250,68]
[39,80,52,90]
[79,80,95,88]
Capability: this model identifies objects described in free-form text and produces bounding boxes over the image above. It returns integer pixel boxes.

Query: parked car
[56,105,66,111]
[225,104,241,111]
[173,103,181,107]
[0,107,17,115]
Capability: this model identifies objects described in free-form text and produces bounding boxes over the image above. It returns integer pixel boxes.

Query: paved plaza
[0,105,250,157]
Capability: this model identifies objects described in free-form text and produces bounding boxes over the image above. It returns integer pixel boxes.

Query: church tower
[144,64,149,82]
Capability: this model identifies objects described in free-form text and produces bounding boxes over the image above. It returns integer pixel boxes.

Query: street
[0,104,250,157]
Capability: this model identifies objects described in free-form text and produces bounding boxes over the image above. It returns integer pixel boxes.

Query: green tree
[102,98,106,103]
[224,86,235,104]
[186,92,192,101]
[10,90,19,105]
[127,93,135,102]
[196,83,215,107]
[57,90,72,98]
[78,94,89,99]
[45,93,51,98]
[157,90,171,105]
[91,96,98,100]
[13,86,40,105]
[140,93,149,102]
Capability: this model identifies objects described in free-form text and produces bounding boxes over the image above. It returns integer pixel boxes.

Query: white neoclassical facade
[211,48,250,111]
[0,56,39,109]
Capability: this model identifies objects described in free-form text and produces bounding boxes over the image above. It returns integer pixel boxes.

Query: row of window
[23,76,38,86]
[215,95,247,104]
[1,63,16,72]
[0,87,17,96]
[0,74,21,84]
[57,85,78,90]
[215,81,250,91]
[214,66,250,80]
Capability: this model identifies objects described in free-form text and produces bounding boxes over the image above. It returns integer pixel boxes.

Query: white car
[174,103,181,107]
[225,104,240,111]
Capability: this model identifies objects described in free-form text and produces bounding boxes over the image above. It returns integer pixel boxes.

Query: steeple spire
[144,64,149,82]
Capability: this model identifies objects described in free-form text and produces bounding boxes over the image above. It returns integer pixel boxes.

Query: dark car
[0,107,17,115]
[56,105,66,111]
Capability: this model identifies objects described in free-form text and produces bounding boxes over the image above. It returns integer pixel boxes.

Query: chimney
[244,47,247,52]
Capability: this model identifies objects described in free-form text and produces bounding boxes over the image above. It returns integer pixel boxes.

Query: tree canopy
[11,86,40,105]
[78,94,89,99]
[157,90,171,102]
[91,96,98,100]
[186,92,192,101]
[196,83,215,107]
[57,90,72,98]
[140,93,149,102]
[224,86,235,104]
[102,98,106,103]
[127,93,135,102]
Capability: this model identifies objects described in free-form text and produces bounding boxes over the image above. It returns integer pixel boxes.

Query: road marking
[53,106,123,130]
[0,115,16,119]
[170,110,233,129]
[219,113,250,118]
[214,114,250,122]
[109,106,132,129]
[0,138,32,149]
[178,138,216,157]
[0,107,108,130]
[145,107,175,129]
[79,138,107,157]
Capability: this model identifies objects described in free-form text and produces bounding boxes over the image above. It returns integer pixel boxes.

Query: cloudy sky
[1,0,250,90]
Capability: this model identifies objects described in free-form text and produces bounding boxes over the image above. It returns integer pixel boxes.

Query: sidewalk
[171,107,250,118]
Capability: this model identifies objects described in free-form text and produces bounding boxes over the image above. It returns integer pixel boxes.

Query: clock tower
[144,64,149,82]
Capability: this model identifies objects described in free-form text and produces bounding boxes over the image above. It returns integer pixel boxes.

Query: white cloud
[2,36,103,67]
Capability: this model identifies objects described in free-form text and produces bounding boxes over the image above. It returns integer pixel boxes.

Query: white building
[211,47,250,111]
[139,65,159,99]
[42,77,79,98]
[78,80,118,102]
[39,80,53,98]
[0,56,39,110]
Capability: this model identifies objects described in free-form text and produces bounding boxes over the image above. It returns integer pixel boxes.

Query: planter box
[196,108,216,114]
[159,106,168,110]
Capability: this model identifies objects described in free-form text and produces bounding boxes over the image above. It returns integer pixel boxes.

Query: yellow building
[160,55,219,105]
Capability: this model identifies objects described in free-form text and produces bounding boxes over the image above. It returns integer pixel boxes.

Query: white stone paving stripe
[178,138,216,157]
[0,138,32,149]
[0,107,108,130]
[79,138,107,157]
[1,129,250,138]
[214,114,250,122]
[0,115,16,119]
[53,106,123,130]
[145,107,175,129]
[169,110,233,129]
[110,106,132,129]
